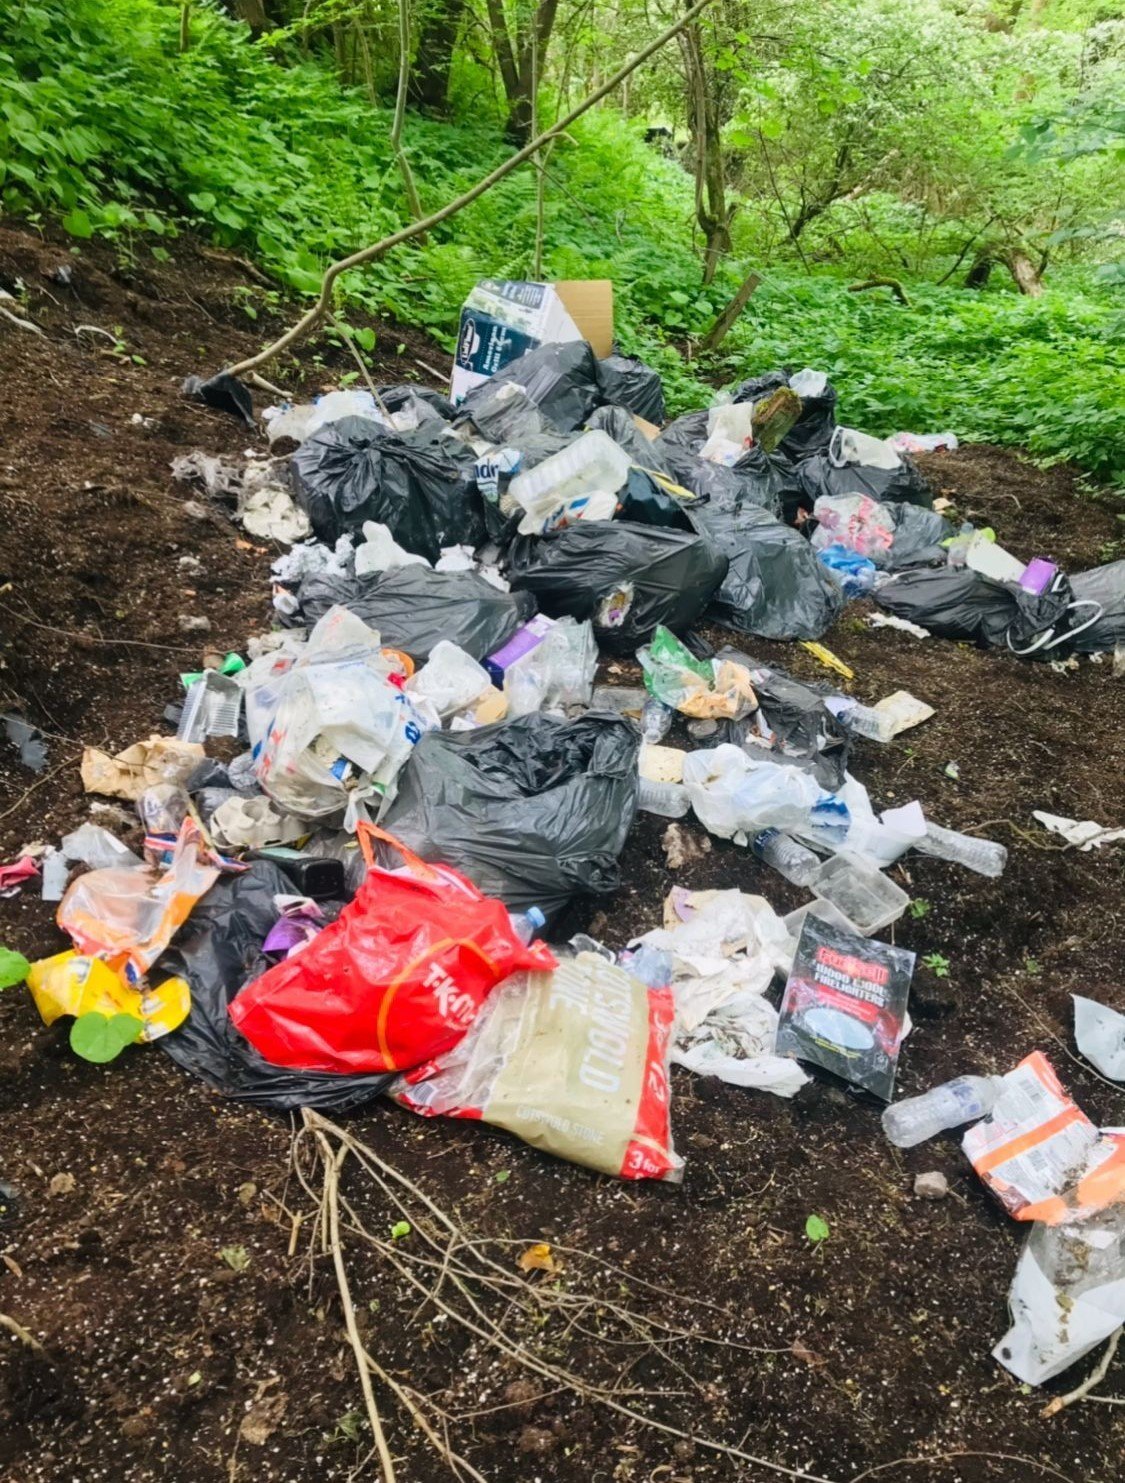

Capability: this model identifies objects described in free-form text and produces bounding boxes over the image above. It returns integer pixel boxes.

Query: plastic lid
[526,907,546,929]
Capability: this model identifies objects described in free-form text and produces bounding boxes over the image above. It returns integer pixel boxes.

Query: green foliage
[922,953,951,978]
[805,1214,830,1244]
[908,899,931,920]
[219,1244,251,1271]
[69,1011,144,1063]
[0,947,31,989]
[2,0,1122,481]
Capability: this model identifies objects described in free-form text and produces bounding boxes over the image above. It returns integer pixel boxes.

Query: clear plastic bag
[811,494,896,564]
[244,605,437,820]
[406,641,494,719]
[681,746,823,845]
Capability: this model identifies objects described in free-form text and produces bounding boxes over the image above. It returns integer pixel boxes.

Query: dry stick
[846,1451,1077,1483]
[303,1121,838,1483]
[315,1133,398,1483]
[1041,1325,1123,1418]
[0,305,45,337]
[329,313,393,420]
[225,0,718,379]
[0,1313,46,1355]
[359,1344,489,1483]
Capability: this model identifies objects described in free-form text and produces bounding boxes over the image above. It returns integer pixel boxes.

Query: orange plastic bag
[57,817,218,983]
[229,825,556,1075]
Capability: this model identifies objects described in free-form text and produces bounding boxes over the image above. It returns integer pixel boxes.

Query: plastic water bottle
[840,703,893,743]
[882,1075,1004,1148]
[509,906,546,945]
[637,778,690,818]
[750,828,820,886]
[915,824,1007,878]
[640,697,673,743]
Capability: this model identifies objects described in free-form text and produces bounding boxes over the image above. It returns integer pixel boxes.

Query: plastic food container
[809,852,910,936]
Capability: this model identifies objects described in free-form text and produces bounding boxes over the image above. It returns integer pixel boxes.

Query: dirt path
[1,223,1123,1482]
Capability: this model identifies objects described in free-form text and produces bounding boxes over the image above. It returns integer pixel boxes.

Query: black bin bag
[874,565,1102,657]
[1070,560,1125,653]
[731,369,838,463]
[294,566,536,663]
[507,520,728,653]
[716,647,851,791]
[797,435,932,510]
[596,354,666,424]
[381,713,640,922]
[586,405,676,474]
[694,502,845,641]
[157,862,392,1112]
[290,415,484,561]
[457,341,602,433]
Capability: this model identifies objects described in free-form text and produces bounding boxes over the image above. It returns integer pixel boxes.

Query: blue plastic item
[817,543,877,598]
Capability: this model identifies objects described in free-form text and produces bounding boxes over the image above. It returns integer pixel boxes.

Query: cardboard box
[450,279,613,405]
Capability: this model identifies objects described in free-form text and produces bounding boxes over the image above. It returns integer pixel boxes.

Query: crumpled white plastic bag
[1074,995,1125,1080]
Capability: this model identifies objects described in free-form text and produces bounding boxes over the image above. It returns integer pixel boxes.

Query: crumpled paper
[81,736,204,801]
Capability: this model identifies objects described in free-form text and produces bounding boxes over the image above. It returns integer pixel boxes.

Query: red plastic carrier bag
[229,824,556,1075]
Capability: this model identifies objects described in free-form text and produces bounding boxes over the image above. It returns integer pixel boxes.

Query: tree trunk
[680,20,731,285]
[700,271,760,352]
[487,0,560,144]
[1007,249,1044,296]
[234,0,268,29]
[409,0,465,114]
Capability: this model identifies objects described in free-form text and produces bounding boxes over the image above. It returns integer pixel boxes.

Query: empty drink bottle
[882,1075,1004,1148]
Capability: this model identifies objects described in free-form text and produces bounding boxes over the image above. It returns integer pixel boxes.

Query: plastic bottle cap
[526,907,546,929]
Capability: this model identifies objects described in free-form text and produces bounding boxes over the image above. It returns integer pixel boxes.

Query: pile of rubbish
[5,278,1125,1393]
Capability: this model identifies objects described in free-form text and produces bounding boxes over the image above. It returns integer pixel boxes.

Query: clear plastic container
[507,430,631,534]
[637,778,690,818]
[882,1075,1004,1148]
[177,671,242,743]
[915,824,1007,878]
[839,702,894,743]
[509,907,546,945]
[590,685,647,717]
[641,698,673,743]
[809,851,910,935]
[750,828,820,887]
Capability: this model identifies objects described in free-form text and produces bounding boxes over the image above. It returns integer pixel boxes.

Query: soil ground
[0,221,1123,1483]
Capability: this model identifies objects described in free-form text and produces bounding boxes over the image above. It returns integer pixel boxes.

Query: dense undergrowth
[2,0,1122,482]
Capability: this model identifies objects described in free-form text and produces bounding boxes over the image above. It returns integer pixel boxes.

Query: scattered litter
[0,856,40,897]
[661,822,710,869]
[1032,810,1125,850]
[867,612,930,640]
[777,916,915,1099]
[2,711,47,772]
[81,735,205,801]
[1072,996,1125,1080]
[871,690,934,737]
[800,641,854,681]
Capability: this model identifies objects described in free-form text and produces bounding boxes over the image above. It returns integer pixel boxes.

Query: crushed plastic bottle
[640,698,674,743]
[750,828,820,887]
[637,778,690,818]
[915,823,1008,878]
[509,907,546,945]
[882,1075,1004,1148]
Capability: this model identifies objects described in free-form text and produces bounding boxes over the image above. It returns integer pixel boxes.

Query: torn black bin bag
[376,383,456,422]
[873,565,1092,656]
[715,647,851,790]
[732,370,839,464]
[157,862,392,1113]
[182,371,255,429]
[797,440,932,510]
[1069,560,1125,652]
[657,408,710,451]
[289,415,484,561]
[596,354,666,424]
[457,340,602,433]
[655,440,782,518]
[694,502,845,641]
[454,383,551,446]
[293,565,536,663]
[380,713,640,922]
[507,520,728,653]
[884,503,953,569]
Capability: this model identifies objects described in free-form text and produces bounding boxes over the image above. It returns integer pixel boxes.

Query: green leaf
[805,1214,830,1244]
[352,326,376,353]
[61,208,93,239]
[70,1011,143,1063]
[187,190,217,213]
[493,1169,511,1184]
[220,1245,250,1272]
[390,1220,411,1241]
[0,947,31,989]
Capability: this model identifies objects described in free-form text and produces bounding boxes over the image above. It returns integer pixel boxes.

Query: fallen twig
[0,1312,47,1355]
[847,1448,1078,1483]
[0,305,46,337]
[1041,1326,1122,1417]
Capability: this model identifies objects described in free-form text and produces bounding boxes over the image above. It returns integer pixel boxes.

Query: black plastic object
[596,354,666,424]
[694,503,845,641]
[1,711,47,772]
[289,415,484,561]
[873,566,1088,655]
[454,384,550,446]
[732,370,838,463]
[158,862,392,1112]
[885,503,952,569]
[376,383,456,421]
[617,467,696,531]
[182,372,254,428]
[507,520,727,653]
[1070,560,1125,653]
[247,847,346,900]
[381,713,640,922]
[657,409,710,450]
[717,647,850,790]
[293,566,536,663]
[458,340,602,432]
[798,446,932,510]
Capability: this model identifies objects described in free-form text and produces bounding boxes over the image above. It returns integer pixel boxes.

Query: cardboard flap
[554,281,614,358]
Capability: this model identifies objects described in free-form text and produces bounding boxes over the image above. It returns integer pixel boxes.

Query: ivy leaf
[805,1214,830,1244]
[0,947,31,989]
[390,1220,411,1241]
[352,326,376,353]
[69,1012,143,1064]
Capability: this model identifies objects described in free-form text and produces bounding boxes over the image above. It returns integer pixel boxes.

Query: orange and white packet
[961,1051,1125,1223]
